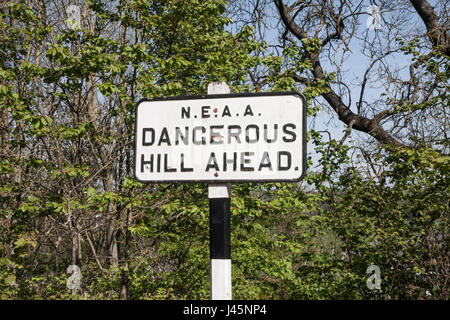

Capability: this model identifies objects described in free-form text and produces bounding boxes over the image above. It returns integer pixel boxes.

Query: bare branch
[410,0,450,56]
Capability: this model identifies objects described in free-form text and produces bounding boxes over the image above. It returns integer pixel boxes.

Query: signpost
[206,82,232,300]
[134,83,306,300]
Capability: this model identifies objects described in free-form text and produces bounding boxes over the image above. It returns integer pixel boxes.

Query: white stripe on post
[211,259,232,300]
[208,184,231,199]
[208,82,232,300]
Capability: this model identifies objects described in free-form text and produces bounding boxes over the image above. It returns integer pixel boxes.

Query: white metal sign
[134,92,306,183]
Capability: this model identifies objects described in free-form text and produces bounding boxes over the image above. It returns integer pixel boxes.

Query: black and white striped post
[207,82,232,300]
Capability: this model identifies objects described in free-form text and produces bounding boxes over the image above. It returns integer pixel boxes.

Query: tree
[0,0,448,300]
[225,0,449,299]
[229,0,448,151]
[0,0,262,299]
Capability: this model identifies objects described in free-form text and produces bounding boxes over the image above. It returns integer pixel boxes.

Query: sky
[227,0,431,169]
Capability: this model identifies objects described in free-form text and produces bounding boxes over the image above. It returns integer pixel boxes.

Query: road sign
[134,92,306,183]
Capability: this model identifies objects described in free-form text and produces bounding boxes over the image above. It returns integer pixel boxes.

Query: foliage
[0,0,448,300]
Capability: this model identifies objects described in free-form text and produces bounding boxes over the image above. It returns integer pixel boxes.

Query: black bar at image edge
[209,197,231,260]
[1,300,440,319]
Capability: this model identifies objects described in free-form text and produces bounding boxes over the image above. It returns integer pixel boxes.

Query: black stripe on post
[209,198,231,259]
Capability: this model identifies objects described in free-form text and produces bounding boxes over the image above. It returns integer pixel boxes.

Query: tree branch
[410,0,450,56]
[274,0,405,148]
[274,0,310,41]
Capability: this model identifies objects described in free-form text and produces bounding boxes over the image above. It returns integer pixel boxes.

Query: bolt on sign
[134,92,306,183]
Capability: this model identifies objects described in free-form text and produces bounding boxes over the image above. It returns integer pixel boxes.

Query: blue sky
[232,0,432,168]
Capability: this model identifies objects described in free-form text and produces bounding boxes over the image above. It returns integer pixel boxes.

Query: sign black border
[134,91,307,184]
